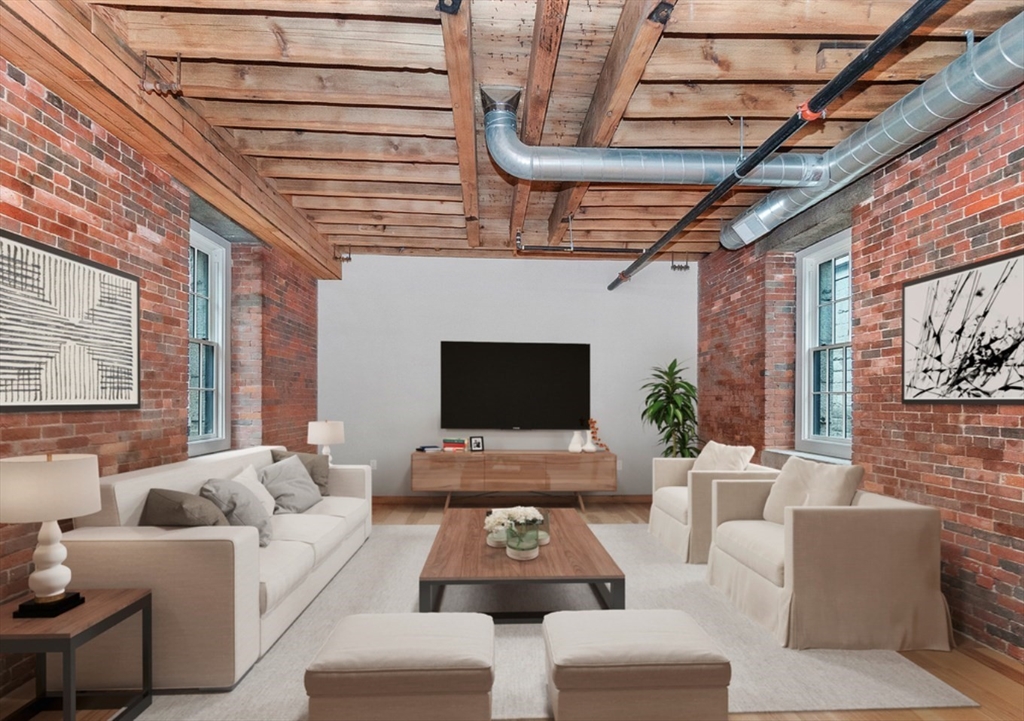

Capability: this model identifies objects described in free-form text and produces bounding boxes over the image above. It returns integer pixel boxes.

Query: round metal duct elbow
[720,12,1024,250]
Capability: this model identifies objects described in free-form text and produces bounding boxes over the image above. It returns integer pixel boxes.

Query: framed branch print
[0,231,140,410]
[902,249,1023,403]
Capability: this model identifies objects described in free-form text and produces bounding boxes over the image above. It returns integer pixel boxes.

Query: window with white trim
[188,222,230,455]
[795,229,852,459]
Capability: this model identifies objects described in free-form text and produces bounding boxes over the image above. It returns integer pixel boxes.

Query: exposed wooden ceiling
[2,0,1020,278]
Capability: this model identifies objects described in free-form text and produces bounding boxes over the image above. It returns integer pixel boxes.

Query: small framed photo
[469,436,485,452]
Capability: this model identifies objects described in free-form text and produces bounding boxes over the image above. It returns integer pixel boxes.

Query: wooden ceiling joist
[439,0,481,247]
[272,179,463,201]
[546,0,677,246]
[507,0,570,245]
[232,131,458,162]
[312,212,466,229]
[322,225,466,240]
[258,159,462,185]
[83,0,442,20]
[294,196,465,215]
[0,0,338,279]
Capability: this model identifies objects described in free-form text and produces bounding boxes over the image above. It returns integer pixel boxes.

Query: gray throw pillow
[260,454,322,513]
[272,449,330,496]
[200,478,273,546]
[140,488,229,527]
[762,456,864,525]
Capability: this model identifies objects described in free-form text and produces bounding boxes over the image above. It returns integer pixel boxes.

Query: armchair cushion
[692,440,755,471]
[762,456,863,525]
[715,520,785,587]
[653,486,689,524]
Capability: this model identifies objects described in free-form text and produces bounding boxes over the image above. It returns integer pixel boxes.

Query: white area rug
[139,524,975,720]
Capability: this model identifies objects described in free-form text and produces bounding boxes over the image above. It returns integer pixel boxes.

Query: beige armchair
[707,478,953,650]
[648,458,778,563]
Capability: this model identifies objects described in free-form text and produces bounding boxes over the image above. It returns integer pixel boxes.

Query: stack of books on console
[442,438,467,452]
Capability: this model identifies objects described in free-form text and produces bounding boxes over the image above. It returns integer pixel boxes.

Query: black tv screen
[441,341,590,430]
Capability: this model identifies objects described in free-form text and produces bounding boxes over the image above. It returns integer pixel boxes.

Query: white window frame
[795,229,852,460]
[188,221,231,456]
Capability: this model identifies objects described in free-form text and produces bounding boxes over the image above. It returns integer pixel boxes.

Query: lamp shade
[0,454,101,523]
[308,421,345,446]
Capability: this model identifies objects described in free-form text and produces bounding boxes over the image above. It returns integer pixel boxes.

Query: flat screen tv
[441,341,590,430]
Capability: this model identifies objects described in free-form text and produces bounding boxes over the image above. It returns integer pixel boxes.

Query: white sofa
[707,478,953,650]
[649,458,779,563]
[55,446,372,691]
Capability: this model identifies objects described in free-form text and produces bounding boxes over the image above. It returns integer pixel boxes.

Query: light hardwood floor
[374,500,1024,721]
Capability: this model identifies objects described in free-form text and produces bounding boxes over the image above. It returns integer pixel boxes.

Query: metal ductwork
[721,12,1024,249]
[481,87,827,188]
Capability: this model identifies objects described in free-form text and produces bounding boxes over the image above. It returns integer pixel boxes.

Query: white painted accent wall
[318,256,698,496]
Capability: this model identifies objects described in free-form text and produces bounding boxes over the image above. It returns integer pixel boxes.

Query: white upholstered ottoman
[305,612,495,721]
[543,609,731,721]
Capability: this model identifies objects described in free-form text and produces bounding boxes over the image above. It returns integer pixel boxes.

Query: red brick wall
[852,88,1023,660]
[0,57,189,693]
[231,244,264,448]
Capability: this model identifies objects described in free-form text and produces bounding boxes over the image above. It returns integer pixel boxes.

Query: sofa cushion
[269,513,347,567]
[200,479,273,547]
[259,540,315,615]
[306,496,370,532]
[139,488,229,527]
[260,455,322,514]
[653,486,689,525]
[232,464,276,516]
[715,520,786,587]
[692,440,755,472]
[762,456,863,525]
[272,449,330,496]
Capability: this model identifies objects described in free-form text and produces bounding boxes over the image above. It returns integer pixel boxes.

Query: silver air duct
[481,87,827,188]
[721,12,1024,249]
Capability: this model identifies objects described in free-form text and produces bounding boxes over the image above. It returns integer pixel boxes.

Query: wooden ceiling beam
[193,100,455,138]
[258,158,462,184]
[439,0,481,247]
[121,11,445,69]
[311,212,466,229]
[0,0,338,279]
[327,236,472,250]
[294,196,464,215]
[178,63,452,107]
[232,130,458,162]
[508,0,570,245]
[84,0,442,20]
[614,118,865,148]
[272,179,463,201]
[546,0,677,246]
[644,37,965,82]
[626,82,920,120]
[661,0,1018,38]
[323,225,466,240]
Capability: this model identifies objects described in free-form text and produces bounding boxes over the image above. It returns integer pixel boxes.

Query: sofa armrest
[652,457,695,493]
[688,469,779,561]
[58,525,261,690]
[327,464,372,499]
[784,505,952,649]
[711,479,775,531]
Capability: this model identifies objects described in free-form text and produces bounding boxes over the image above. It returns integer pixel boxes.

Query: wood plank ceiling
[6,0,1022,276]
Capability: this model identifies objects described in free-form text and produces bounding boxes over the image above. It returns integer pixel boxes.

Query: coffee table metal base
[419,577,625,623]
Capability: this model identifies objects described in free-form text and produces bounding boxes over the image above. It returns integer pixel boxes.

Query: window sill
[761,448,851,470]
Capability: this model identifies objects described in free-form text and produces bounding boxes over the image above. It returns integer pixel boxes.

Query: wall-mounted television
[441,341,590,430]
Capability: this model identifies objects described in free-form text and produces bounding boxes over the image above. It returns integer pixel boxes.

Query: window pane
[830,347,845,391]
[195,297,209,340]
[835,298,851,343]
[829,394,845,437]
[834,254,850,300]
[188,342,200,387]
[202,344,215,388]
[818,303,833,345]
[812,393,825,436]
[818,259,833,303]
[194,249,209,297]
[846,346,853,392]
[813,349,826,393]
[202,391,215,435]
[188,246,195,294]
[188,389,200,438]
[845,394,853,438]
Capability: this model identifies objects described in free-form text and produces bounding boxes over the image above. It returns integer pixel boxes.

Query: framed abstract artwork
[0,231,140,410]
[902,249,1023,403]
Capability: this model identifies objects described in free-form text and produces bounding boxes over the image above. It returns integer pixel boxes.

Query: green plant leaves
[640,359,699,458]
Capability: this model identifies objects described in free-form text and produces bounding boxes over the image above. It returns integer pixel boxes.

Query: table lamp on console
[0,454,101,617]
[308,420,345,464]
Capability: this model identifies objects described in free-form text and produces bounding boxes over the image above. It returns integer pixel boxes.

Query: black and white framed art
[902,249,1023,403]
[0,231,140,410]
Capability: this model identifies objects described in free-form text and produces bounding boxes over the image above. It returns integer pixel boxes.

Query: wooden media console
[410,450,617,510]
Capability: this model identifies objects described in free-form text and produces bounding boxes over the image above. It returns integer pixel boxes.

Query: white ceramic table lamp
[308,421,345,464]
[0,454,101,617]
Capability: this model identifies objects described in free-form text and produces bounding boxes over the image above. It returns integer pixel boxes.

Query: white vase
[582,430,597,453]
[568,431,584,453]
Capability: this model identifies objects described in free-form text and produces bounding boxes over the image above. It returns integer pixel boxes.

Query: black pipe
[518,244,641,255]
[607,0,950,291]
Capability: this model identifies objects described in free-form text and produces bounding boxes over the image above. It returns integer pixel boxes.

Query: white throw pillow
[762,456,864,525]
[233,464,276,516]
[691,440,755,471]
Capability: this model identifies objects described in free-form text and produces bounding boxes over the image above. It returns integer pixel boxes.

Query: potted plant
[640,359,699,457]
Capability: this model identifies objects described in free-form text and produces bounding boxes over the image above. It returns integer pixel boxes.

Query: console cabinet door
[547,453,616,491]
[484,454,549,491]
[410,453,485,491]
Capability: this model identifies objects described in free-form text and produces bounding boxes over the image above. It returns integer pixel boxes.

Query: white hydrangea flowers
[483,506,543,532]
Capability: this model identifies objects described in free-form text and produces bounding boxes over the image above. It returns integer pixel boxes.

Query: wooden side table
[0,588,152,721]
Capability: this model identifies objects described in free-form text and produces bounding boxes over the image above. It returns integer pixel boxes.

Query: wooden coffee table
[419,508,625,622]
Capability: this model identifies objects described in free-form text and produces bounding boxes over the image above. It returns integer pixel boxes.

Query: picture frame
[469,435,485,452]
[0,231,141,410]
[902,249,1023,403]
